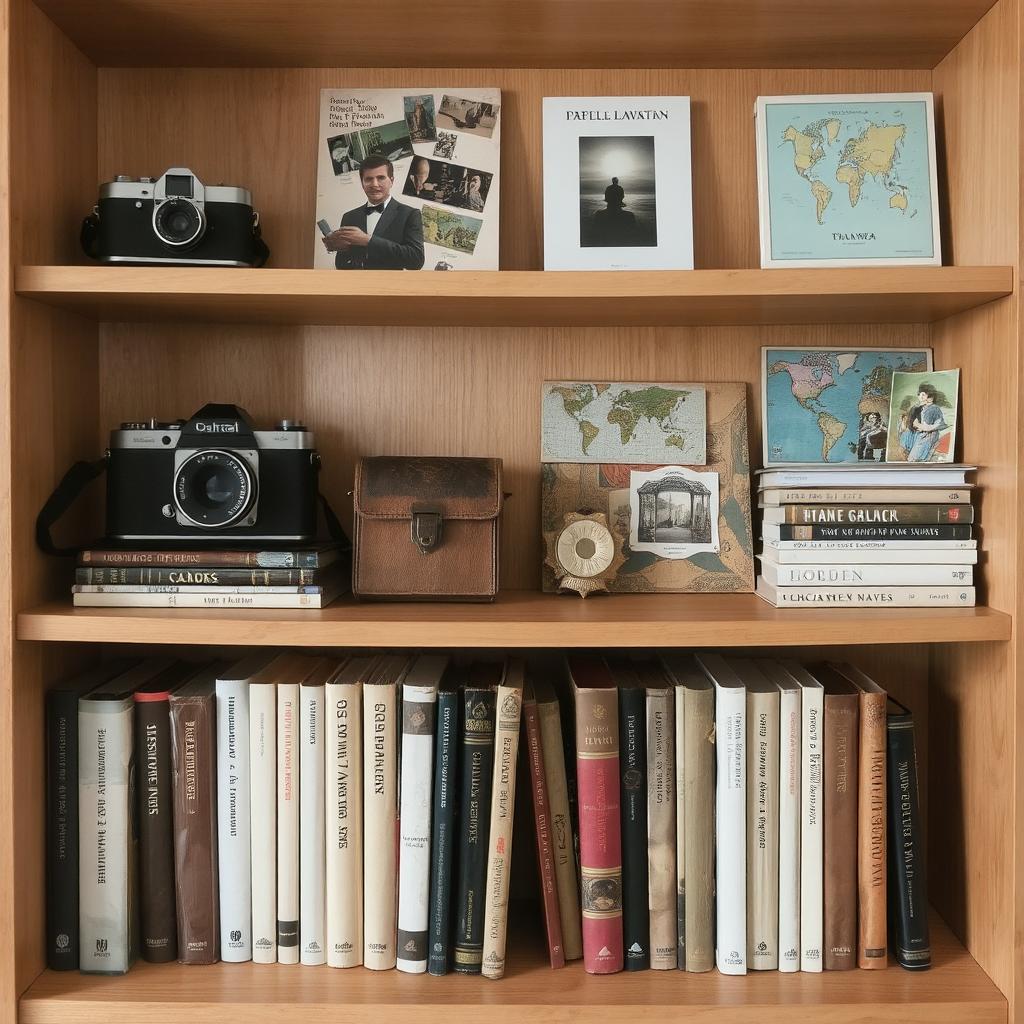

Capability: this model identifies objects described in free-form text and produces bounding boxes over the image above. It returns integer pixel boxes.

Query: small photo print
[629,466,720,559]
[326,120,414,176]
[421,204,482,255]
[886,369,960,464]
[437,95,500,138]
[579,136,657,248]
[433,131,458,160]
[404,94,437,142]
[403,157,493,212]
[327,134,357,175]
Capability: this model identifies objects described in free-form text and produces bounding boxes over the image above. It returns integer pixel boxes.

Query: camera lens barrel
[173,449,256,529]
[153,197,206,248]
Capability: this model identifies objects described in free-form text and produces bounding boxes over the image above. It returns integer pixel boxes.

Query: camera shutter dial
[173,449,257,530]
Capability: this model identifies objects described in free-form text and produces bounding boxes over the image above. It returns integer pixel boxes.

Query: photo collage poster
[315,88,501,271]
[542,97,693,271]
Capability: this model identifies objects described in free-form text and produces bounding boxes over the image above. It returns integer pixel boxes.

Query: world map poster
[762,346,933,466]
[755,93,940,267]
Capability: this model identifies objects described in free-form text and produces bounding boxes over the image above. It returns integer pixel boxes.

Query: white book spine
[363,682,398,970]
[397,682,438,974]
[78,701,134,974]
[647,688,677,970]
[777,686,802,973]
[800,680,824,972]
[714,683,746,975]
[763,538,977,551]
[326,680,362,968]
[72,584,322,595]
[761,546,977,565]
[765,584,975,607]
[300,683,326,965]
[73,590,334,608]
[761,561,973,587]
[249,683,277,963]
[277,683,300,964]
[217,677,252,962]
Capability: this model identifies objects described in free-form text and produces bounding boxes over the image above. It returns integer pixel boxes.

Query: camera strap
[36,456,108,557]
[80,214,100,260]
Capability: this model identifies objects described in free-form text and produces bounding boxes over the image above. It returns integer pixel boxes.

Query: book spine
[216,678,252,962]
[134,693,177,963]
[647,689,676,970]
[326,681,362,968]
[537,699,583,961]
[673,685,685,971]
[276,683,300,964]
[46,691,80,970]
[427,689,459,976]
[683,686,715,973]
[73,584,324,595]
[887,713,930,969]
[169,694,219,965]
[800,684,824,973]
[73,591,332,608]
[300,684,326,965]
[453,688,497,974]
[858,689,888,970]
[764,538,977,551]
[363,682,398,970]
[397,683,438,975]
[575,687,623,975]
[765,564,973,587]
[776,504,973,525]
[773,524,973,541]
[523,696,565,969]
[75,567,319,585]
[769,586,975,607]
[249,684,277,964]
[618,687,649,971]
[481,677,524,979]
[777,687,801,973]
[759,488,972,505]
[79,701,136,974]
[763,547,978,566]
[747,690,779,970]
[824,694,859,971]
[714,684,746,975]
[78,548,329,568]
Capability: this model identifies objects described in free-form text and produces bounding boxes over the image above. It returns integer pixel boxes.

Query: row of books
[46,650,929,979]
[755,462,977,608]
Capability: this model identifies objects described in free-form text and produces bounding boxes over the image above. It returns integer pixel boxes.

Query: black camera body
[82,168,269,267]
[106,404,319,542]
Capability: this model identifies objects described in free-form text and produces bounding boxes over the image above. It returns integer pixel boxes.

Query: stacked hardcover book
[754,464,977,608]
[71,544,346,609]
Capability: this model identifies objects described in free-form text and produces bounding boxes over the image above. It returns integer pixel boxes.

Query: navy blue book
[427,674,460,976]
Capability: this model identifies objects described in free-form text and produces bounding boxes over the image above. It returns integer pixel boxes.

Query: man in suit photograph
[322,154,425,270]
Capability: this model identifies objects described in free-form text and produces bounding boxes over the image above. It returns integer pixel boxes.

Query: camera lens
[153,198,205,248]
[173,450,255,529]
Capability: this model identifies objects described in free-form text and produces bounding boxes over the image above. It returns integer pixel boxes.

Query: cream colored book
[481,659,524,980]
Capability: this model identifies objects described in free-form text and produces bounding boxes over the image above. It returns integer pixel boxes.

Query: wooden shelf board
[15,594,1011,648]
[18,912,1005,1024]
[30,0,1000,69]
[14,266,1014,328]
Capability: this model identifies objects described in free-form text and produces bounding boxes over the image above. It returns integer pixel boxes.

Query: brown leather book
[833,662,888,970]
[522,681,566,968]
[815,665,859,971]
[169,663,224,964]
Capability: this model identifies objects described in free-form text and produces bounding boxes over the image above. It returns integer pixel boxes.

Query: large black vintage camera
[106,404,319,542]
[81,167,269,267]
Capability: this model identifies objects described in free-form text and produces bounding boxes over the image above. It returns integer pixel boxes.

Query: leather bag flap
[354,456,502,520]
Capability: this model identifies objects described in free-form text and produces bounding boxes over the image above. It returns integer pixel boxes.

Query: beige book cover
[481,660,524,979]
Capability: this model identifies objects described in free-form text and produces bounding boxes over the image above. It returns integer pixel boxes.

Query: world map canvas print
[755,93,940,267]
[762,346,933,466]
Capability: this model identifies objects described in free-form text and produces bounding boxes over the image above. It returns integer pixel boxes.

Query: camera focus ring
[153,197,206,248]
[173,449,256,529]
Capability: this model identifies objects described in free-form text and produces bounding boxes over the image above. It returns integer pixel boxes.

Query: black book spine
[886,708,930,970]
[778,524,972,541]
[135,694,178,962]
[452,687,496,975]
[619,686,650,971]
[46,690,80,970]
[427,688,459,976]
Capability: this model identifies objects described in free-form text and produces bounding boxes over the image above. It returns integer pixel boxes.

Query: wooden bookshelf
[16,596,1012,648]
[14,265,1013,327]
[16,913,1007,1024]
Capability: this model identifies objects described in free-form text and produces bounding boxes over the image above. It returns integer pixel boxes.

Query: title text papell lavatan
[566,109,669,121]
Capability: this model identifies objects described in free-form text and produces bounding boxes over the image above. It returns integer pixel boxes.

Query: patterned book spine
[276,683,300,963]
[427,687,459,975]
[523,693,566,968]
[647,686,676,970]
[618,685,649,971]
[453,687,497,974]
[573,669,623,974]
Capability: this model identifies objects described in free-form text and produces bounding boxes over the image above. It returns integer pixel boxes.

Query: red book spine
[570,657,623,974]
[523,695,566,969]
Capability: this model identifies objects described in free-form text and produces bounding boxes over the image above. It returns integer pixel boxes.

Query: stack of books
[753,463,977,608]
[71,543,347,609]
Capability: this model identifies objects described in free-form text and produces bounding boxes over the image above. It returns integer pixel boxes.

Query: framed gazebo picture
[630,466,719,557]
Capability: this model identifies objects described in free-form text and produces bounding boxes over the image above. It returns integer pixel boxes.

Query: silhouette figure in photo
[584,177,640,247]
